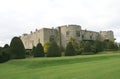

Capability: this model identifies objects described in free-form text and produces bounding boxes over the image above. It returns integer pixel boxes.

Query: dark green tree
[84,41,92,52]
[92,40,103,53]
[65,42,76,56]
[31,46,36,56]
[34,43,45,57]
[10,37,26,59]
[47,42,61,57]
[0,44,10,63]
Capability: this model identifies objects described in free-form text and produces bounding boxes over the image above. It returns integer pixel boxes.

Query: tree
[0,44,10,63]
[44,42,51,54]
[47,42,61,57]
[84,41,92,52]
[92,40,103,53]
[33,43,45,57]
[10,37,26,59]
[4,44,9,49]
[65,42,76,56]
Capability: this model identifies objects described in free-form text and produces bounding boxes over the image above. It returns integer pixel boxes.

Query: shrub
[47,42,61,57]
[65,42,76,56]
[34,43,45,57]
[0,48,10,63]
[10,37,26,59]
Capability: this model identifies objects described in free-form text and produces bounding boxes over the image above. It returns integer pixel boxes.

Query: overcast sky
[0,0,120,46]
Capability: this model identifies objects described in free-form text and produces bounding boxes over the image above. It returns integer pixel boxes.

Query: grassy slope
[0,53,120,79]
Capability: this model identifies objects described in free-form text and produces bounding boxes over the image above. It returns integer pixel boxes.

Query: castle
[20,25,114,49]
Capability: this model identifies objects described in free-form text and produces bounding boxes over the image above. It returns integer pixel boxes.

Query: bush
[47,42,61,57]
[33,43,45,57]
[0,48,10,63]
[65,42,76,56]
[10,37,26,59]
[44,42,51,54]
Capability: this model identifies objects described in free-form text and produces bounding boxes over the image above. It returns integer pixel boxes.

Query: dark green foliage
[84,41,92,52]
[4,44,9,48]
[34,43,45,57]
[10,37,26,59]
[79,40,104,54]
[47,42,61,57]
[103,40,118,50]
[65,42,76,56]
[0,46,10,63]
[92,40,104,54]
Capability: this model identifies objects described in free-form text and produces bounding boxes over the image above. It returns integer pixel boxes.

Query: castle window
[82,35,84,39]
[66,31,69,36]
[49,35,55,42]
[76,31,80,37]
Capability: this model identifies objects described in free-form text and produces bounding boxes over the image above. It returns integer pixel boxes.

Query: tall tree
[10,37,26,59]
[34,43,45,57]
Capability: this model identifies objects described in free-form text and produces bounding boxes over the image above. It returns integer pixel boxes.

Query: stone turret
[58,24,81,47]
[99,31,114,42]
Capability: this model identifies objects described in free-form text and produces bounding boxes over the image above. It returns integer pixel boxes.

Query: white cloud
[0,0,120,46]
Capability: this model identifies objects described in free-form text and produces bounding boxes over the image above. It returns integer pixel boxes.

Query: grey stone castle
[20,25,114,49]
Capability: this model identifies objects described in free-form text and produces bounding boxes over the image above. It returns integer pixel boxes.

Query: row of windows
[66,31,81,37]
[66,31,96,39]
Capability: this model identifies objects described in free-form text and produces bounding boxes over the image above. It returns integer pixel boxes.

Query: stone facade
[20,25,114,49]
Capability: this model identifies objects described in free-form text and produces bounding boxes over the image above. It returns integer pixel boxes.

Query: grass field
[0,52,120,79]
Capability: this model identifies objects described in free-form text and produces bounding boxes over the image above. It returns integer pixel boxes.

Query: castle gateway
[20,25,114,49]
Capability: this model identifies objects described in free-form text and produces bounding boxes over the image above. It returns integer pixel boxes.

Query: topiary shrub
[65,42,76,56]
[47,42,61,57]
[33,43,45,57]
[10,37,26,59]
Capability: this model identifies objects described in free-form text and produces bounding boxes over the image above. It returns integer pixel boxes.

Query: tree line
[0,37,119,63]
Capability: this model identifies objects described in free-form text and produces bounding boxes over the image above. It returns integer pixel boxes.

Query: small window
[82,35,84,39]
[76,31,80,37]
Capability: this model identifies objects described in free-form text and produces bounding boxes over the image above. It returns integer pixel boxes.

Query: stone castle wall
[20,25,114,49]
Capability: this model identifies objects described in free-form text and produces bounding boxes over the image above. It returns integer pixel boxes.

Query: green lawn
[0,52,120,79]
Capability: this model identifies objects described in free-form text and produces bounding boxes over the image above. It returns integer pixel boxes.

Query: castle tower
[99,31,114,42]
[58,24,81,48]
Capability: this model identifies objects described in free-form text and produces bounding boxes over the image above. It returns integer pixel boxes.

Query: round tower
[59,24,81,48]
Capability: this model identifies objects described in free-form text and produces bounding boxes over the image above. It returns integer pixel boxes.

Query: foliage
[103,40,118,50]
[47,42,61,57]
[10,37,26,59]
[33,43,45,57]
[44,42,51,53]
[92,40,104,53]
[0,46,10,63]
[65,42,76,56]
